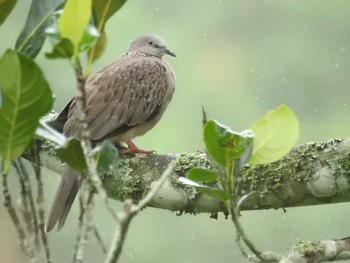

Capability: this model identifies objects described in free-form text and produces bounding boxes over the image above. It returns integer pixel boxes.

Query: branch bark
[33,137,350,216]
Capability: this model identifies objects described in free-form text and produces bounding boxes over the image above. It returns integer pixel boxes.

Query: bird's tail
[45,167,79,232]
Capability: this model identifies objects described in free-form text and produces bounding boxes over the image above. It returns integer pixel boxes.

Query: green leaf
[0,0,17,26]
[0,49,53,171]
[0,84,3,107]
[15,0,64,58]
[56,138,87,172]
[79,24,100,52]
[88,0,127,62]
[59,0,92,54]
[249,104,299,165]
[45,38,74,59]
[203,120,253,166]
[187,168,218,183]
[94,140,119,174]
[178,177,230,202]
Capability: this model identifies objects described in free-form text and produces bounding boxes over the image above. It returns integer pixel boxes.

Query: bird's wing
[63,55,172,141]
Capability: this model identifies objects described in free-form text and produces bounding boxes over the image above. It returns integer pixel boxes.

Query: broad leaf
[94,140,119,173]
[45,38,74,59]
[249,104,299,165]
[203,120,253,166]
[88,0,127,62]
[59,0,92,54]
[56,138,87,172]
[0,50,53,171]
[0,0,17,26]
[15,0,64,58]
[187,168,218,183]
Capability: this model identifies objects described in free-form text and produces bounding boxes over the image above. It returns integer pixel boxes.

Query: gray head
[127,35,176,58]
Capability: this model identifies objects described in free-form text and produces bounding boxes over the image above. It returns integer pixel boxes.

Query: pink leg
[120,140,155,155]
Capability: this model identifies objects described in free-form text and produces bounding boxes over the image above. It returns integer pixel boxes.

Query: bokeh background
[1,1,350,262]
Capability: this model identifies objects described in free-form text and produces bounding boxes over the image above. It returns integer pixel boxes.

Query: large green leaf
[88,0,127,62]
[187,168,218,183]
[59,0,92,55]
[15,0,64,58]
[0,0,17,26]
[56,138,87,172]
[0,50,53,171]
[249,104,299,165]
[93,140,119,174]
[203,120,253,166]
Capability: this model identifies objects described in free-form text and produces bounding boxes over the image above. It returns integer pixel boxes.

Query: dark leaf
[0,49,53,171]
[45,38,74,59]
[0,0,18,26]
[15,0,64,58]
[187,168,218,183]
[94,140,119,173]
[88,0,127,62]
[56,138,87,172]
[203,120,253,166]
[79,24,100,52]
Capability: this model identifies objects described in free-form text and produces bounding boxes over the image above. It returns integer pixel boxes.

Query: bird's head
[127,35,176,58]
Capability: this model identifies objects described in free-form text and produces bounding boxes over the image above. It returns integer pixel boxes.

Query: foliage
[0,49,52,172]
[183,104,299,203]
[0,0,17,26]
[15,0,64,58]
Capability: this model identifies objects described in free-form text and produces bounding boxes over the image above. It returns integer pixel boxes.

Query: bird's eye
[148,41,153,46]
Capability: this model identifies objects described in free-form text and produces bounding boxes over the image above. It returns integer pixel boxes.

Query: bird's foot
[120,140,155,155]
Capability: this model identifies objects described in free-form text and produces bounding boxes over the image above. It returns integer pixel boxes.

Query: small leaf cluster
[181,105,299,205]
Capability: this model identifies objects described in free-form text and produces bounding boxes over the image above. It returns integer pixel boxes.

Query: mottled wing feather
[63,55,169,141]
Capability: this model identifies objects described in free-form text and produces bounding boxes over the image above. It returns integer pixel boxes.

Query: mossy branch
[29,137,350,217]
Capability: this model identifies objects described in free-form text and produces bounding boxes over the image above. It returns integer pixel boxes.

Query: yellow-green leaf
[249,104,299,165]
[59,0,92,54]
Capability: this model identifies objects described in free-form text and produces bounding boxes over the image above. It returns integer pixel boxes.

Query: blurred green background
[1,0,350,262]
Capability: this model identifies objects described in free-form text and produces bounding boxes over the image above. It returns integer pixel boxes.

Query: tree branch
[32,137,350,216]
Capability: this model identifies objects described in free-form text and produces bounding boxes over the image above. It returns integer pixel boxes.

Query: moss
[174,151,213,175]
[101,156,143,202]
[295,241,326,257]
[170,151,214,199]
[241,139,345,192]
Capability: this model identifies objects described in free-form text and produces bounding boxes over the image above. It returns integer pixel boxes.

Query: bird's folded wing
[64,56,170,141]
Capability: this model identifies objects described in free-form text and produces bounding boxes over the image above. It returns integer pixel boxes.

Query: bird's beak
[162,47,176,57]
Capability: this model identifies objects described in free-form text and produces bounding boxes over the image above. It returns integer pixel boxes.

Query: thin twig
[105,164,174,263]
[201,106,208,127]
[93,224,108,254]
[72,64,100,262]
[229,200,265,262]
[31,143,51,263]
[1,165,32,258]
[13,161,33,235]
[17,158,40,236]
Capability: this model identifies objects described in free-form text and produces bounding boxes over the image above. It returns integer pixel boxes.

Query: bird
[45,34,176,232]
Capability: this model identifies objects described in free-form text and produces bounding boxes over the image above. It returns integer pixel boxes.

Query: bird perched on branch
[46,34,176,232]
